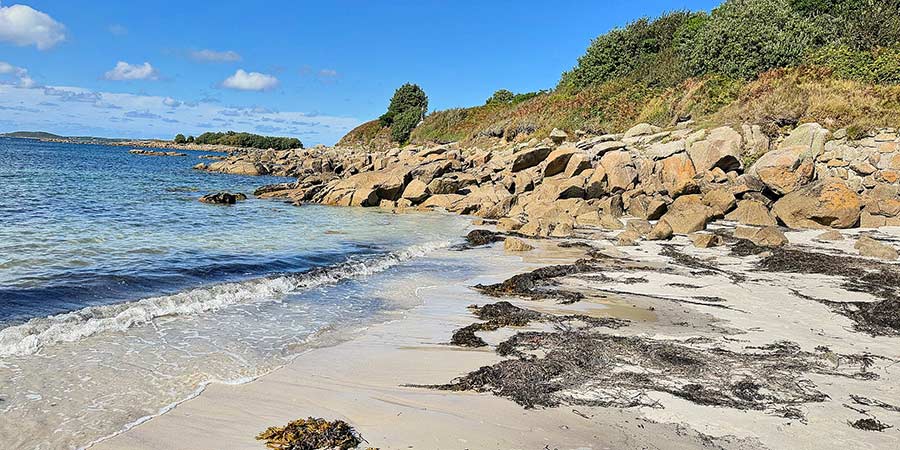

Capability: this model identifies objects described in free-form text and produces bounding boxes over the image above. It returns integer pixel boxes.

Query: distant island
[2,130,304,151]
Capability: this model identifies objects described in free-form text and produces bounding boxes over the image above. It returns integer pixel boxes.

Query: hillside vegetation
[185,131,303,150]
[340,0,900,148]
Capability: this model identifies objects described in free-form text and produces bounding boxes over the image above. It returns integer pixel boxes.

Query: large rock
[336,170,407,202]
[687,126,743,173]
[401,179,430,203]
[752,147,816,195]
[771,178,861,229]
[624,123,662,139]
[504,237,534,252]
[855,236,898,260]
[543,145,577,177]
[725,200,777,226]
[659,204,712,234]
[702,188,736,219]
[512,146,552,172]
[781,123,829,155]
[549,128,568,144]
[657,153,697,196]
[741,226,788,247]
[600,150,637,192]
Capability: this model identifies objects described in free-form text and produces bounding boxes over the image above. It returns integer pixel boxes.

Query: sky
[0,0,720,145]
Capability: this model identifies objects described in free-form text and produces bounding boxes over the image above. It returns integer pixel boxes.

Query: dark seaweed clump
[450,301,625,347]
[256,417,364,450]
[474,260,599,303]
[433,332,875,416]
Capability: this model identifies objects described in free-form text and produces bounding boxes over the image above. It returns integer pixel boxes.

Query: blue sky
[0,0,719,145]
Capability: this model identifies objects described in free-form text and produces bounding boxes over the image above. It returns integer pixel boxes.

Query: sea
[0,138,473,449]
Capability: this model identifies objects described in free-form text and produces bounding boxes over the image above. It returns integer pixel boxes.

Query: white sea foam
[0,240,450,357]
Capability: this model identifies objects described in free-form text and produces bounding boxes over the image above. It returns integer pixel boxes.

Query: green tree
[174,133,186,144]
[486,89,515,105]
[379,83,428,127]
[186,135,195,143]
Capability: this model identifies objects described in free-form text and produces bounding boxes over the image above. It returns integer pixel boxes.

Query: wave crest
[0,240,449,357]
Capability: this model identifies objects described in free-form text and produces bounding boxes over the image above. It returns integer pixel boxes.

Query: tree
[174,133,187,144]
[186,135,195,143]
[379,83,428,127]
[486,89,515,105]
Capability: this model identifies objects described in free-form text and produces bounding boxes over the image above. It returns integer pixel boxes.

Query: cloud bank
[0,3,66,50]
[221,69,278,91]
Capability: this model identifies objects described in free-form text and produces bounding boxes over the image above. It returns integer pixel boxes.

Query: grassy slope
[340,67,900,147]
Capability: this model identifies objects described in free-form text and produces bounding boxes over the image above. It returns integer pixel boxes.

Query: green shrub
[379,83,428,127]
[173,133,186,144]
[186,135,195,143]
[810,45,900,84]
[679,0,835,79]
[789,0,900,49]
[390,108,421,143]
[561,11,699,89]
[486,89,515,105]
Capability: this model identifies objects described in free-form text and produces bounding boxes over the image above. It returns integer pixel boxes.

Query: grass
[339,67,900,148]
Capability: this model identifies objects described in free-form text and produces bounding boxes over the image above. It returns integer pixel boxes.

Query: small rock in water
[504,237,534,252]
[199,192,247,205]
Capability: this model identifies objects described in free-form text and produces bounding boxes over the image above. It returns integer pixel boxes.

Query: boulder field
[199,122,900,252]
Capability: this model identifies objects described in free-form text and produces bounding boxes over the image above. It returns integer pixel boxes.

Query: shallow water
[0,138,472,449]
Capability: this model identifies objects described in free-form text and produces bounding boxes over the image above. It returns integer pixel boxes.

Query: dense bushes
[561,11,699,89]
[378,83,428,143]
[192,131,302,150]
[562,0,900,90]
[810,45,900,84]
[680,0,833,79]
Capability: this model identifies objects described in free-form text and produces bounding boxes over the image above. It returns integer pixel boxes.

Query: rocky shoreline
[199,122,900,253]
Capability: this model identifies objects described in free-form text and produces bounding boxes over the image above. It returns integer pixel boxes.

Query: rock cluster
[205,122,900,244]
[199,192,247,205]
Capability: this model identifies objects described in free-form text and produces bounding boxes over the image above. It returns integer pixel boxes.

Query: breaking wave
[0,240,451,357]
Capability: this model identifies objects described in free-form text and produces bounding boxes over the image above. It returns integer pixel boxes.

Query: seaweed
[474,260,598,303]
[431,331,873,417]
[256,417,366,450]
[849,418,893,432]
[450,301,626,348]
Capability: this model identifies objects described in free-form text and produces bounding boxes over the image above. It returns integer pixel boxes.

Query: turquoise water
[0,138,472,449]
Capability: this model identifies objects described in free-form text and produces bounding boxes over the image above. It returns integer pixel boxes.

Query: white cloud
[0,3,66,50]
[162,96,181,107]
[318,69,338,78]
[108,24,127,36]
[221,69,278,91]
[190,49,241,62]
[104,61,159,81]
[0,60,36,87]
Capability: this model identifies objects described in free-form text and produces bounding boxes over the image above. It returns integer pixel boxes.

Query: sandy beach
[90,223,900,450]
